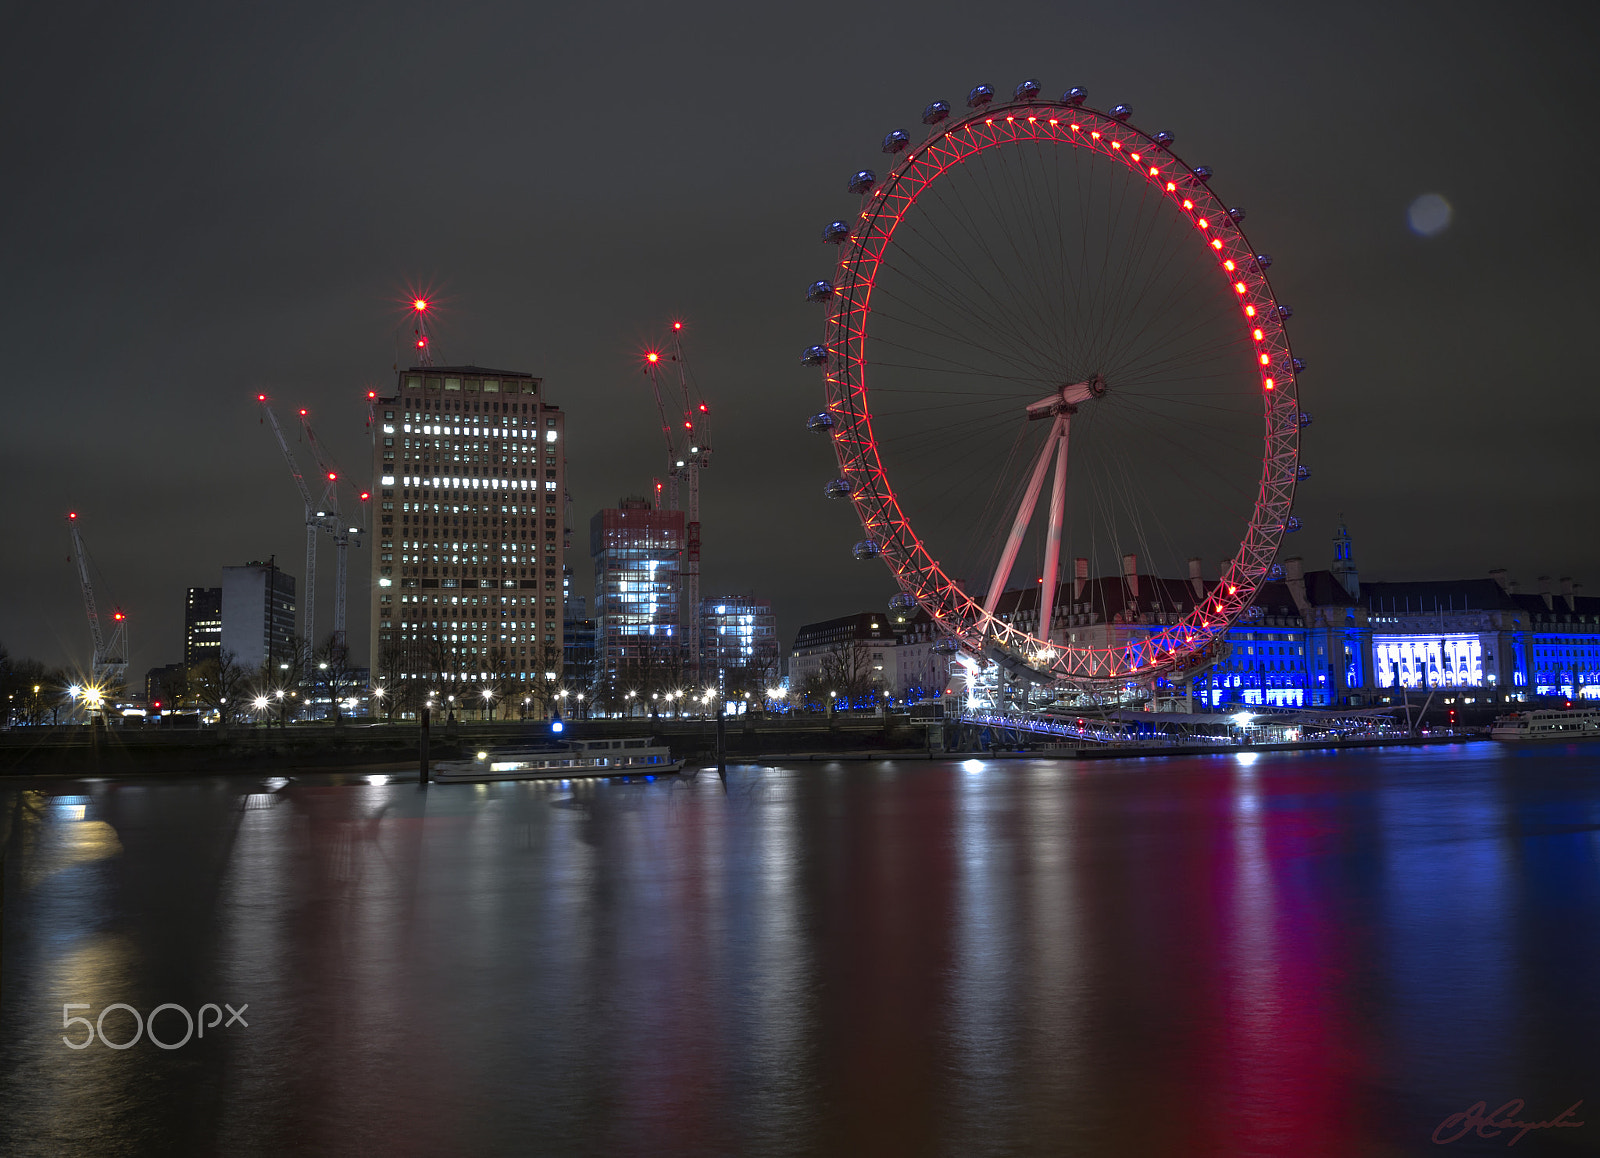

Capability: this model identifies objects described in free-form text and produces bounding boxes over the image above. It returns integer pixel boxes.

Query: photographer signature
[1433,1099,1584,1146]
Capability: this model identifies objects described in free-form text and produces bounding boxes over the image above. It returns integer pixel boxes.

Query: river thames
[2,742,1596,1156]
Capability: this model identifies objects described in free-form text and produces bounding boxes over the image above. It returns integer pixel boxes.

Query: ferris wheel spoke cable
[921,166,1068,367]
[1089,399,1258,518]
[943,151,1065,359]
[868,295,1061,385]
[974,144,1068,364]
[904,181,1051,368]
[891,213,1062,365]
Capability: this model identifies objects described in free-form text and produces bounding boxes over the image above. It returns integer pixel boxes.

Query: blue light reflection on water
[1,744,1597,1156]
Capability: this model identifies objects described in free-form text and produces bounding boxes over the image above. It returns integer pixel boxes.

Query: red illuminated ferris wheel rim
[820,99,1301,685]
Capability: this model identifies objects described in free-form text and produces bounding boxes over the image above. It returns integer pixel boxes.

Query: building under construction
[590,497,684,692]
[369,366,566,707]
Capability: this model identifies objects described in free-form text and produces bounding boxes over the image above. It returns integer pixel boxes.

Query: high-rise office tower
[372,366,566,704]
[220,561,297,675]
[184,586,222,671]
[591,496,683,689]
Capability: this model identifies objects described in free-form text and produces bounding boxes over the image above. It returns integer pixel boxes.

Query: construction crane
[259,395,325,649]
[257,395,370,654]
[642,321,713,687]
[296,407,367,653]
[66,511,129,695]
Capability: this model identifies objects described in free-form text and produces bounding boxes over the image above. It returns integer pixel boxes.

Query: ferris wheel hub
[1026,373,1107,420]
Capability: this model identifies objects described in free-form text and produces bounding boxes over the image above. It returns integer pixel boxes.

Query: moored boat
[432,736,684,782]
[1490,707,1600,741]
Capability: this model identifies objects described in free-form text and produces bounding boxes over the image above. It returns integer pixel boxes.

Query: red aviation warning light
[68,511,77,520]
[646,351,660,364]
[359,491,371,502]
[113,611,125,621]
[367,390,377,400]
[299,409,308,417]
[672,321,683,331]
[413,298,430,313]
[257,393,267,402]
[326,472,337,482]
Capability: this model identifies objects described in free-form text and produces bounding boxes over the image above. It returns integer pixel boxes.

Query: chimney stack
[1122,554,1139,601]
[1488,568,1510,594]
[1561,576,1575,611]
[1188,557,1204,601]
[1283,557,1311,620]
[1073,557,1088,601]
[1538,575,1554,611]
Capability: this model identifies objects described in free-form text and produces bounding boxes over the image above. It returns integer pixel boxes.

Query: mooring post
[420,706,431,785]
[716,705,727,777]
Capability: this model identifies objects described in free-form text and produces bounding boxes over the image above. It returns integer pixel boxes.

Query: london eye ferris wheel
[804,79,1307,690]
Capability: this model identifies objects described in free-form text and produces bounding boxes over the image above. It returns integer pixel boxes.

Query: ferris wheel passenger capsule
[805,412,835,435]
[806,280,835,302]
[922,100,951,125]
[1277,304,1294,320]
[848,169,878,195]
[882,129,910,154]
[853,539,882,560]
[1296,465,1311,481]
[825,479,854,500]
[888,592,918,614]
[1268,564,1286,581]
[1062,87,1087,106]
[1292,357,1306,373]
[1285,516,1303,533]
[966,84,994,108]
[1013,79,1041,101]
[1110,104,1133,121]
[1192,165,1213,181]
[822,220,851,244]
[801,345,828,365]
[1154,130,1175,148]
[1297,412,1313,429]
[1254,253,1273,269]
[1228,206,1247,222]
[933,637,960,655]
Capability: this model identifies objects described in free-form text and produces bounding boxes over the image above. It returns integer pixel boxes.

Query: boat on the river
[431,736,684,782]
[1490,707,1600,742]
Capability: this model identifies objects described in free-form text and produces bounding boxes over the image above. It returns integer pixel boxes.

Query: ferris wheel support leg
[1038,418,1070,646]
[982,416,1064,621]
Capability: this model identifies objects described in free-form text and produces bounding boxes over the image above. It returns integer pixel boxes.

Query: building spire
[1332,514,1359,598]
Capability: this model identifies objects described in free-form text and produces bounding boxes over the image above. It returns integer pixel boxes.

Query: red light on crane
[646,351,660,364]
[113,612,125,621]
[366,390,377,400]
[299,409,308,416]
[413,298,430,312]
[327,472,337,481]
[68,512,77,520]
[359,491,371,502]
[416,336,428,348]
[672,321,682,331]
[698,403,707,412]
[257,393,266,402]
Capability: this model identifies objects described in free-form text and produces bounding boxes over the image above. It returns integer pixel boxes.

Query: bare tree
[190,650,248,726]
[818,641,880,707]
[315,633,357,725]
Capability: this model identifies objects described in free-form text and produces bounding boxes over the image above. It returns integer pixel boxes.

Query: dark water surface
[2,743,1598,1156]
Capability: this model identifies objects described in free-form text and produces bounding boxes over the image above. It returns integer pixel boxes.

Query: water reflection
[1,745,1597,1155]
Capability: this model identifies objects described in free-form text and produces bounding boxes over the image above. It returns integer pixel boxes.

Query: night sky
[5,1,1597,681]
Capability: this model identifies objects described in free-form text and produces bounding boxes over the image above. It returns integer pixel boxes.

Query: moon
[1408,193,1453,237]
